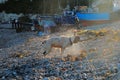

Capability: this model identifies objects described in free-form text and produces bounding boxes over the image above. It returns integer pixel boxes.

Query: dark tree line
[0,0,94,14]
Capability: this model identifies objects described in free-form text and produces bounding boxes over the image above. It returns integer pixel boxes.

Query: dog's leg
[60,48,65,58]
[43,43,51,58]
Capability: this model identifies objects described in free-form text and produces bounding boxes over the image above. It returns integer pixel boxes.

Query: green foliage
[0,0,95,14]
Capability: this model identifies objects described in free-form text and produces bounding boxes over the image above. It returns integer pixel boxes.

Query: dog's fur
[42,36,80,55]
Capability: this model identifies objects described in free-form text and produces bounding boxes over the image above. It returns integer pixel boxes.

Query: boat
[75,12,110,26]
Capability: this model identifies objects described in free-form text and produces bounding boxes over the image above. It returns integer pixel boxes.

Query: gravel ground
[0,22,120,80]
[0,23,12,29]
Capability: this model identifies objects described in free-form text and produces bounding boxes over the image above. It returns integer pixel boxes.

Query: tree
[0,0,96,14]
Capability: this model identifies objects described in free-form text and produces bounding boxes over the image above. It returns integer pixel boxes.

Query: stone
[117,62,120,71]
[42,77,49,80]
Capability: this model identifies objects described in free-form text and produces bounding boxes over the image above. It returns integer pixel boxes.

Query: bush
[18,15,32,23]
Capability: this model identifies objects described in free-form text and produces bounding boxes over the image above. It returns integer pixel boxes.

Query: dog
[42,36,80,56]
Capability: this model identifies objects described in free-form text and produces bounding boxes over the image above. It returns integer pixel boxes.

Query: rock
[1,76,5,80]
[113,57,118,61]
[117,62,120,71]
[24,75,30,80]
[42,77,49,80]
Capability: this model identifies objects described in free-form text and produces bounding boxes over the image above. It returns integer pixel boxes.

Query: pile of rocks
[0,56,119,80]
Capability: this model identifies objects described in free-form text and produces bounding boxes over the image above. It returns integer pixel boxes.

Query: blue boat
[76,12,110,21]
[75,12,110,26]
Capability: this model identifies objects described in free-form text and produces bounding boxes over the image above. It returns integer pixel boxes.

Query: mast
[43,0,45,14]
[58,0,61,10]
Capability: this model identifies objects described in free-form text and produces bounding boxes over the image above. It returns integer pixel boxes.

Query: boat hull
[76,12,110,26]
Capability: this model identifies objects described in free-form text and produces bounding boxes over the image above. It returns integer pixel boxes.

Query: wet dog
[42,36,80,56]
